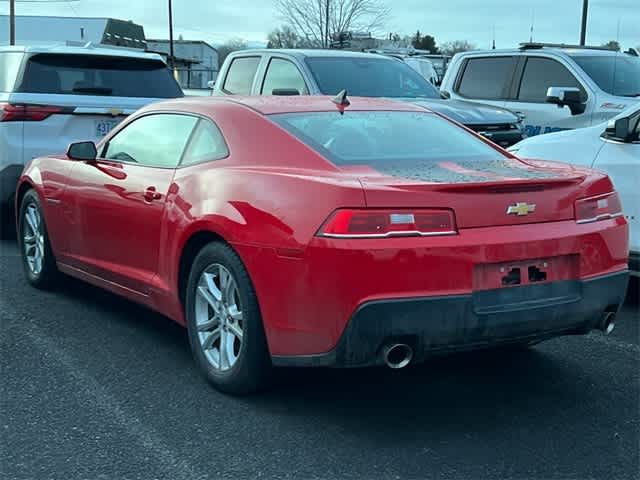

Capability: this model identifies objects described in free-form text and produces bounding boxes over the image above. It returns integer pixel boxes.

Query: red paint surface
[18,97,629,357]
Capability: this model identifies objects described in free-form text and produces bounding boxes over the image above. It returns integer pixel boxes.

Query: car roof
[230,48,392,61]
[457,46,629,58]
[152,95,428,115]
[0,42,165,61]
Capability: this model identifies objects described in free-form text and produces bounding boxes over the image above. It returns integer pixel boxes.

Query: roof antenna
[492,24,496,49]
[529,9,535,43]
[331,89,350,114]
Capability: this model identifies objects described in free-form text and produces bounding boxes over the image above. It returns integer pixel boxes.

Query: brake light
[575,192,623,224]
[318,209,457,238]
[0,103,64,122]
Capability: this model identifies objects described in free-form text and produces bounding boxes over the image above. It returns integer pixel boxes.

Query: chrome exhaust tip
[383,343,413,369]
[599,312,616,335]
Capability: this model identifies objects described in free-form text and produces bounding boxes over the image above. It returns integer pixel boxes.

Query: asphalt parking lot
[1,236,638,480]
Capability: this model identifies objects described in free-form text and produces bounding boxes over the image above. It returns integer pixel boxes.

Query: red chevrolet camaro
[17,96,629,393]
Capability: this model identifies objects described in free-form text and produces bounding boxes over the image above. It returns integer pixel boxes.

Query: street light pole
[168,0,175,71]
[580,0,589,46]
[325,0,330,48]
[9,0,16,45]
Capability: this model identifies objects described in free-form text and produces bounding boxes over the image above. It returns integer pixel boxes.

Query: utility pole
[9,0,16,45]
[324,0,330,49]
[168,0,175,71]
[580,0,589,46]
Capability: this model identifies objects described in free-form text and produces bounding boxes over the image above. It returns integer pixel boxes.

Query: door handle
[144,186,162,202]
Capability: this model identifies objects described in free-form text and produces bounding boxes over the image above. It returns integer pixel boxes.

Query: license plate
[95,119,121,138]
[473,255,579,291]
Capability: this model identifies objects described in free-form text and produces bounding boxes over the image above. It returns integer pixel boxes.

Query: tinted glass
[518,57,584,102]
[105,114,197,167]
[271,111,504,166]
[182,119,229,165]
[570,54,640,97]
[0,52,23,92]
[223,57,260,94]
[261,58,307,95]
[457,57,513,99]
[18,54,183,98]
[305,57,440,98]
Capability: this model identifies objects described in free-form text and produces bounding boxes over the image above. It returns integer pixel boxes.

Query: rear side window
[271,111,504,166]
[223,57,260,94]
[518,57,585,102]
[0,52,23,92]
[104,114,198,168]
[457,57,514,99]
[261,58,307,95]
[181,119,229,165]
[17,54,182,98]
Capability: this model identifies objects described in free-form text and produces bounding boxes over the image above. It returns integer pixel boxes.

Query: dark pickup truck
[214,49,524,148]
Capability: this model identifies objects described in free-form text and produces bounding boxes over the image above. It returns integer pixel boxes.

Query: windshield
[271,111,504,166]
[304,57,440,99]
[18,53,183,98]
[571,54,640,97]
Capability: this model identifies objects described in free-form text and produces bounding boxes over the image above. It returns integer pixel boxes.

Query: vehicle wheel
[185,242,272,394]
[18,190,58,288]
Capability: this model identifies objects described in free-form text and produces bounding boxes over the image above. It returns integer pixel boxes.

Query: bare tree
[440,40,476,56]
[601,40,620,51]
[275,0,389,48]
[267,25,303,49]
[217,38,248,67]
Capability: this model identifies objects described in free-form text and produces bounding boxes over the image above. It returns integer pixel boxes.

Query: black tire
[18,189,58,289]
[185,241,272,394]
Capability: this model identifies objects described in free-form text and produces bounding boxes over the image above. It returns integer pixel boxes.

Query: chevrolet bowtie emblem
[506,202,536,216]
[107,108,123,117]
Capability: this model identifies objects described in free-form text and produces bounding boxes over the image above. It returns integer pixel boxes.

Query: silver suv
[440,43,640,138]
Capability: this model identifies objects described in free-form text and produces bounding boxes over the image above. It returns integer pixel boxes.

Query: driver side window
[104,114,198,167]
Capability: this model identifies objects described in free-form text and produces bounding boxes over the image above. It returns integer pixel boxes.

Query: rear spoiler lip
[429,175,587,193]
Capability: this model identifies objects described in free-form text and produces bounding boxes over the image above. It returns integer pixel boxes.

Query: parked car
[440,43,640,138]
[366,49,451,84]
[214,49,524,148]
[17,95,629,393]
[384,54,439,85]
[509,104,639,277]
[0,42,183,230]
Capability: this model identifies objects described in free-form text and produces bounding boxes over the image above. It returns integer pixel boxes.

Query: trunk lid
[341,158,588,228]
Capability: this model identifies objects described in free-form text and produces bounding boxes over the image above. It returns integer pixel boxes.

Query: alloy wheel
[23,204,45,276]
[194,263,244,371]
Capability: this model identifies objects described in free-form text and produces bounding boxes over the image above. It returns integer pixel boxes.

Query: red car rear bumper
[234,217,629,364]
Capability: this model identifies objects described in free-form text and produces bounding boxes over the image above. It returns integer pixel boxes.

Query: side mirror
[440,90,451,99]
[272,88,300,96]
[207,80,216,89]
[546,86,586,116]
[67,141,97,161]
[603,117,632,142]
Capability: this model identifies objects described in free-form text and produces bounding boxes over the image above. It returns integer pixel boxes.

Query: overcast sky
[2,0,639,49]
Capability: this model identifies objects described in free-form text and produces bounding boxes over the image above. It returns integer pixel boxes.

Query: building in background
[147,40,219,90]
[0,15,147,49]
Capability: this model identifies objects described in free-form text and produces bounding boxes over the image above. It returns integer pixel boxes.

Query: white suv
[440,43,640,138]
[0,43,183,225]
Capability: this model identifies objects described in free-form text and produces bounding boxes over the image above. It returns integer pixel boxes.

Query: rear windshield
[0,52,23,92]
[304,57,440,99]
[271,111,504,166]
[17,54,183,98]
[570,54,640,97]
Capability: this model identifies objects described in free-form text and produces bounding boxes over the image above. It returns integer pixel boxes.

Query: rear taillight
[317,209,457,238]
[575,192,623,224]
[0,103,64,122]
